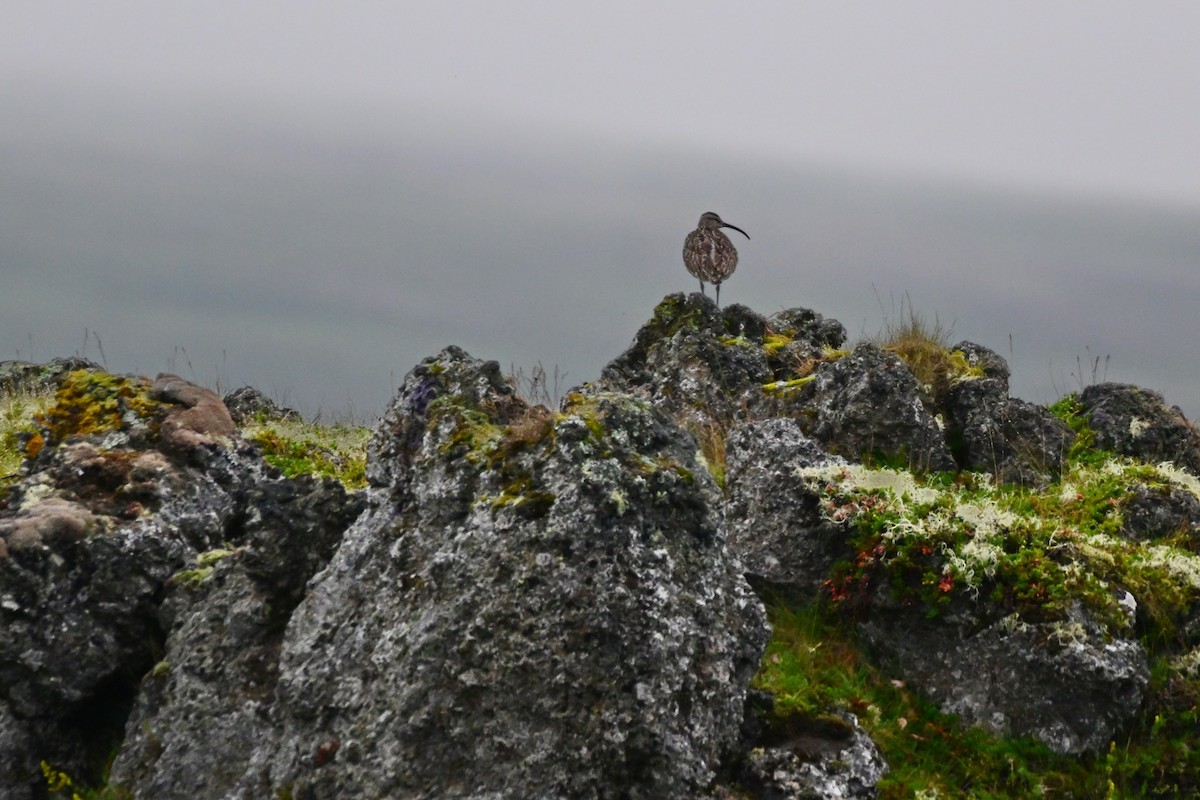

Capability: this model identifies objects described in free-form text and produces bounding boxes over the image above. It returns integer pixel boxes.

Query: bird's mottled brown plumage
[682,211,749,307]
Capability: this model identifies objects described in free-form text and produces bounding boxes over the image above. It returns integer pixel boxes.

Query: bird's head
[698,211,749,239]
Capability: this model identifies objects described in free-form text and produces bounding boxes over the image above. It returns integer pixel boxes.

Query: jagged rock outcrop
[596,293,845,432]
[108,475,363,797]
[597,293,775,429]
[5,294,1200,796]
[731,702,887,800]
[945,373,1074,487]
[722,418,849,591]
[795,343,956,472]
[223,386,301,424]
[858,603,1149,755]
[239,346,768,799]
[0,371,362,799]
[1080,383,1200,473]
[0,357,100,392]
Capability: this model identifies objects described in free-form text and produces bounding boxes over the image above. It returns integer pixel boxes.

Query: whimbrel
[682,212,749,307]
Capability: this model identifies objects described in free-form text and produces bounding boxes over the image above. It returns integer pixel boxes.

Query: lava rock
[0,357,100,393]
[722,418,850,592]
[596,293,774,429]
[243,346,768,799]
[0,372,284,798]
[796,343,956,472]
[859,603,1149,756]
[951,340,1011,387]
[946,379,1074,487]
[108,475,363,799]
[1120,482,1200,544]
[1080,383,1200,474]
[223,386,301,425]
[728,707,887,800]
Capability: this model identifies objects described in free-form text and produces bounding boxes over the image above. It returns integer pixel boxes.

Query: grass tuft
[244,417,370,489]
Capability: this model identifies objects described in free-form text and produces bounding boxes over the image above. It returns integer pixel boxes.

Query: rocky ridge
[2,293,1199,798]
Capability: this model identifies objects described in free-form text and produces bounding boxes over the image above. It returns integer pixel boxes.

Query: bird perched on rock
[682,211,749,307]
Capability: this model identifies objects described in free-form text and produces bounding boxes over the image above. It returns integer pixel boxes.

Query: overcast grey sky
[3,2,1199,418]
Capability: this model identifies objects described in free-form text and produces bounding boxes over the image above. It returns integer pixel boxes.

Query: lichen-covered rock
[223,386,301,424]
[946,379,1074,487]
[597,293,774,429]
[1080,383,1200,474]
[767,308,848,362]
[245,346,768,799]
[108,475,363,799]
[0,357,100,392]
[722,418,849,592]
[951,340,1011,387]
[795,343,956,472]
[0,370,333,799]
[1120,481,1200,544]
[858,603,1149,755]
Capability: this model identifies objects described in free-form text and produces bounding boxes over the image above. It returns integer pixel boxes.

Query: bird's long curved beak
[723,223,750,240]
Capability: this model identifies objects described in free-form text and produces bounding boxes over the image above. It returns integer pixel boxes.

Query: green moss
[649,294,707,338]
[560,393,607,443]
[168,548,240,588]
[196,547,238,567]
[170,566,214,586]
[753,599,1097,798]
[477,475,556,518]
[755,597,1200,796]
[1048,393,1109,467]
[426,395,505,464]
[245,418,369,489]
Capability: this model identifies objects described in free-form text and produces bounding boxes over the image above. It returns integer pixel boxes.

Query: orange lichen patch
[35,370,166,445]
[22,431,45,459]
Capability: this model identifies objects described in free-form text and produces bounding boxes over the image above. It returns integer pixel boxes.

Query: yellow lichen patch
[762,376,816,396]
[762,331,794,355]
[35,370,165,445]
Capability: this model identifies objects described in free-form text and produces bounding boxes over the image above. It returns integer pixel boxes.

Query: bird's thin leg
[715,283,721,308]
[699,280,706,296]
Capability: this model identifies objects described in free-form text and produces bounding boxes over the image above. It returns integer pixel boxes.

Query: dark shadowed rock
[242,346,767,799]
[108,475,363,799]
[1120,481,1200,544]
[1080,383,1200,473]
[722,418,850,592]
[725,703,887,800]
[946,378,1074,487]
[768,308,848,358]
[796,343,956,472]
[0,371,347,800]
[859,603,1149,755]
[223,386,301,425]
